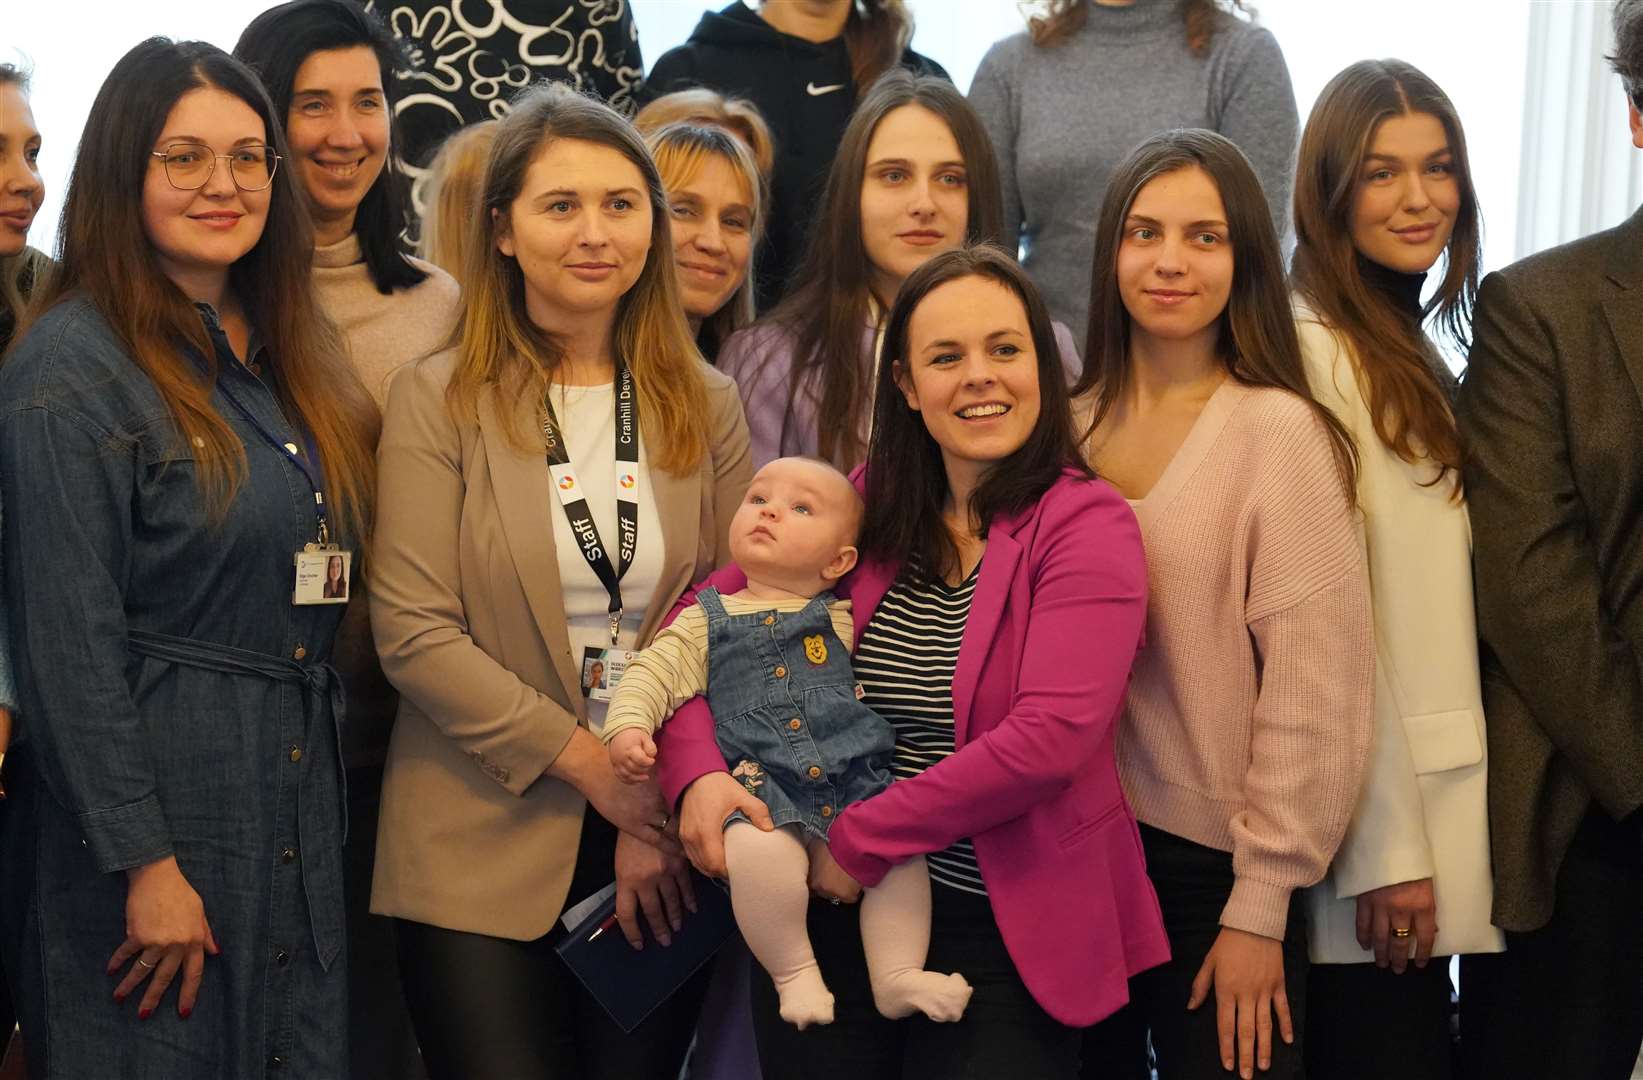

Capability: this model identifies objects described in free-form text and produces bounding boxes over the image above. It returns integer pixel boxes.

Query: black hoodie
[640,2,949,311]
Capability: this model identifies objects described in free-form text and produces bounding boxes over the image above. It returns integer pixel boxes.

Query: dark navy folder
[553,870,738,1033]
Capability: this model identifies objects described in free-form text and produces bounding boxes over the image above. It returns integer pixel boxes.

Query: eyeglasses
[149,142,281,192]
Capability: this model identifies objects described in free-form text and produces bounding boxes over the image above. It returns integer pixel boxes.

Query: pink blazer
[657,470,1169,1026]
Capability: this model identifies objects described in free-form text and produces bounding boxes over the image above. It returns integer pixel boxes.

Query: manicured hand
[613,829,698,950]
[1355,877,1437,972]
[108,856,220,1020]
[1188,926,1293,1079]
[607,729,658,784]
[678,771,772,879]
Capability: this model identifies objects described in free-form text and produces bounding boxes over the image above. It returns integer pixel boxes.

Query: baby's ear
[823,544,859,583]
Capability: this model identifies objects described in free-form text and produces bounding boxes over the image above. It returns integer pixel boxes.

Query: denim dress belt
[125,627,349,969]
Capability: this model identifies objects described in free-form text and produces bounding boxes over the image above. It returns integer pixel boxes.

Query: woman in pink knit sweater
[1074,129,1375,1080]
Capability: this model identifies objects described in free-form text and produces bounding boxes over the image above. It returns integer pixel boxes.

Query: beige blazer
[368,349,752,940]
[1295,303,1504,962]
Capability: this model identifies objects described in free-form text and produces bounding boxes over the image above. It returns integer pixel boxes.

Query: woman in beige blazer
[368,84,751,1080]
[1291,61,1502,1080]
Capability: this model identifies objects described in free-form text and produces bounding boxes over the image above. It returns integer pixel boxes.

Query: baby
[604,457,972,1029]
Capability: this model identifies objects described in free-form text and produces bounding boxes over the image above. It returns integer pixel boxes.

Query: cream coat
[368,349,751,939]
[1296,303,1504,962]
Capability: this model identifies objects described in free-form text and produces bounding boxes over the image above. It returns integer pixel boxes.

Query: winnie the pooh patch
[803,634,828,665]
[731,759,766,794]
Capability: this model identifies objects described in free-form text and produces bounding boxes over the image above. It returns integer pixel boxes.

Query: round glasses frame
[149,142,281,192]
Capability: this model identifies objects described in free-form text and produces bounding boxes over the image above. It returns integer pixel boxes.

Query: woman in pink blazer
[658,245,1168,1078]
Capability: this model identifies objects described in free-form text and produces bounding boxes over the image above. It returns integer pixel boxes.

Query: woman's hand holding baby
[608,728,658,784]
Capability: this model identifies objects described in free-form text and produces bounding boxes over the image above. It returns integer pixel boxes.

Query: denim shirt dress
[0,298,348,1078]
[699,587,895,838]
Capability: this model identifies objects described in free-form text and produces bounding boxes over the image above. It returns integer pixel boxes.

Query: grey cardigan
[969,0,1298,345]
[1457,205,1643,932]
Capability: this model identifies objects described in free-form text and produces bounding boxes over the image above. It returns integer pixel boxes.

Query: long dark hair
[23,38,378,537]
[768,69,1003,469]
[1077,128,1357,496]
[1291,59,1478,492]
[234,0,427,295]
[861,245,1090,579]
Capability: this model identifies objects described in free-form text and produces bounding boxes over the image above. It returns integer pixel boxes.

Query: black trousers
[750,882,1083,1079]
[1459,807,1643,1080]
[1304,959,1455,1080]
[344,764,425,1080]
[395,811,709,1080]
[1081,826,1311,1080]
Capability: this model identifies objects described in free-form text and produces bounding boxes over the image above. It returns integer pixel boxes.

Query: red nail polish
[113,991,126,1003]
[179,1006,192,1020]
[138,1007,152,1021]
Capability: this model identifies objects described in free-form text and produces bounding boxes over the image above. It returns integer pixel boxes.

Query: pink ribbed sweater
[1115,381,1375,940]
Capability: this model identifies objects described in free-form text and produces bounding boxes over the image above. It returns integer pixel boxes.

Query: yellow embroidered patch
[803,634,827,665]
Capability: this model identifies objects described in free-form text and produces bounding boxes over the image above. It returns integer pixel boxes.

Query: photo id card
[293,549,352,606]
[581,647,637,701]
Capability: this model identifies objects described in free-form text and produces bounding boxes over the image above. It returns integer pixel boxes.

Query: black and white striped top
[852,561,984,895]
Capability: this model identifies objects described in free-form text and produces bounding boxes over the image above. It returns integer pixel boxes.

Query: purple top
[718,317,1084,469]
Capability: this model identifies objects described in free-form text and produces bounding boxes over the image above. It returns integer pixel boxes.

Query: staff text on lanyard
[543,362,639,645]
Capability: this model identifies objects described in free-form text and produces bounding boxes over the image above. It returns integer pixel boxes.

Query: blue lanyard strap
[215,376,331,545]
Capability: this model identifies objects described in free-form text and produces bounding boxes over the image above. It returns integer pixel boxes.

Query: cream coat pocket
[1402,710,1483,774]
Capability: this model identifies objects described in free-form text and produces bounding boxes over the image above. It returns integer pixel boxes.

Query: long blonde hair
[447,83,709,474]
[644,123,765,358]
[419,120,498,281]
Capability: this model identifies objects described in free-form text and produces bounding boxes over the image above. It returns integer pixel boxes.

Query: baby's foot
[871,970,973,1022]
[774,966,836,1030]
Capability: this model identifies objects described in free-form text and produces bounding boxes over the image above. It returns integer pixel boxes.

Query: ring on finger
[1391,926,1413,939]
[135,956,156,969]
[657,811,671,830]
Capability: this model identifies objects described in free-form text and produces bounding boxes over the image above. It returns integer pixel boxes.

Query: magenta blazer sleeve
[655,563,748,807]
[827,479,1147,887]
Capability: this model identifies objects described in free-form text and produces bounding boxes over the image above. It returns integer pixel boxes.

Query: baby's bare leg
[859,855,973,1022]
[724,822,835,1029]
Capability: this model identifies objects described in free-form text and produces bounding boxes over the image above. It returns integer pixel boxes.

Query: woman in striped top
[655,244,1168,1079]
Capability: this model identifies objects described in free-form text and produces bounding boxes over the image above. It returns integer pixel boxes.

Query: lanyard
[216,377,332,546]
[543,361,639,645]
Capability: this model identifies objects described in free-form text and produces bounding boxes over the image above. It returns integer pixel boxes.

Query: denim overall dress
[698,587,895,839]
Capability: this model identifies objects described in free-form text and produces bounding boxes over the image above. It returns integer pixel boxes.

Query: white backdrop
[1,0,1601,279]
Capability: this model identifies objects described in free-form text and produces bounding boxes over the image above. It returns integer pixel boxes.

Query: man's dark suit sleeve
[1459,268,1643,818]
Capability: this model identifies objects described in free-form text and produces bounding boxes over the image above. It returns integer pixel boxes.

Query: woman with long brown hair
[0,37,376,1077]
[640,0,948,309]
[1073,129,1373,1080]
[722,69,1080,471]
[970,0,1298,346]
[367,82,751,1078]
[1290,60,1499,1080]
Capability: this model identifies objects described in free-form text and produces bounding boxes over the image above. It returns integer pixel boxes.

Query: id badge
[293,548,353,605]
[581,646,636,701]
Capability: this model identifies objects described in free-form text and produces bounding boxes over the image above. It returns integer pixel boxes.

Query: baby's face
[729,458,861,582]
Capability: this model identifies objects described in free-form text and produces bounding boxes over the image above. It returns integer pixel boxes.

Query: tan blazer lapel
[637,458,704,646]
[478,388,586,719]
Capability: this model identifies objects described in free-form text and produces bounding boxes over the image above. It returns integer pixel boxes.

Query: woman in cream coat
[1292,60,1501,1080]
[369,84,750,1079]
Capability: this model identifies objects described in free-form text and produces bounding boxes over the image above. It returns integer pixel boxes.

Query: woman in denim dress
[0,39,377,1078]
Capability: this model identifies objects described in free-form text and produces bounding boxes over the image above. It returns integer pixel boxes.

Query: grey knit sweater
[969,0,1298,346]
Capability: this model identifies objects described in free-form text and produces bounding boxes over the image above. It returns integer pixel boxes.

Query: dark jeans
[751,883,1083,1079]
[344,764,425,1080]
[1305,959,1455,1080]
[1460,807,1643,1080]
[1082,825,1311,1080]
[394,810,708,1080]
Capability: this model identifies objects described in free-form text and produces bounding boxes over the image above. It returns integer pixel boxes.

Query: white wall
[2,0,1595,279]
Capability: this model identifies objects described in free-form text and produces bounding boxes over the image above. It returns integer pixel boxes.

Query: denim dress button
[288,745,302,763]
[789,718,802,730]
[774,665,786,678]
[807,765,822,779]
